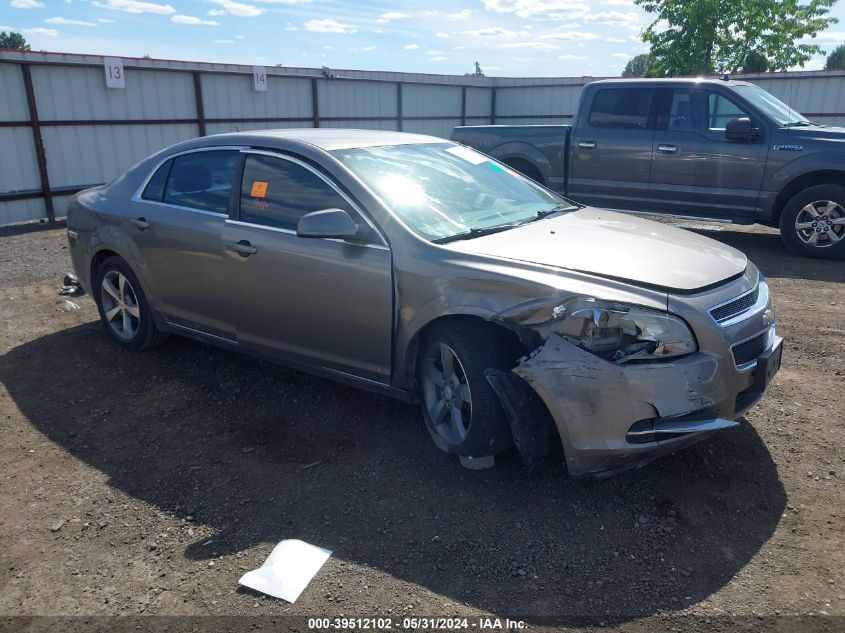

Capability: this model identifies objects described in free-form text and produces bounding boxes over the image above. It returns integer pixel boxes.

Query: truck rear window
[588,88,654,129]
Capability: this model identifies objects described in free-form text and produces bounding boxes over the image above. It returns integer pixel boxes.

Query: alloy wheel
[421,342,473,446]
[794,200,845,247]
[100,270,140,341]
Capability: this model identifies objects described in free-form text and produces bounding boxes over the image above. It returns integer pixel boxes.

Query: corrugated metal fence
[2,49,845,226]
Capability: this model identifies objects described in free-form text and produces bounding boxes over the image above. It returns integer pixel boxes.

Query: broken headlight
[540,299,697,364]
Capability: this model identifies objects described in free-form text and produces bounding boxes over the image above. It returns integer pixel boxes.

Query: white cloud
[446,9,472,20]
[611,52,631,59]
[91,0,175,14]
[435,31,449,38]
[582,10,639,30]
[604,36,625,42]
[10,0,44,8]
[463,27,517,37]
[303,18,357,33]
[483,0,590,20]
[499,41,559,50]
[540,30,600,41]
[45,16,97,25]
[172,14,218,25]
[814,30,845,42]
[403,43,419,50]
[430,56,447,61]
[97,17,116,23]
[558,54,587,59]
[208,8,224,15]
[22,27,58,36]
[425,49,445,55]
[213,38,235,43]
[360,44,375,51]
[376,11,410,24]
[208,0,264,17]
[235,34,244,38]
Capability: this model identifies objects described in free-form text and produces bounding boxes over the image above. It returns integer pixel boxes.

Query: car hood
[444,208,747,292]
[785,126,845,144]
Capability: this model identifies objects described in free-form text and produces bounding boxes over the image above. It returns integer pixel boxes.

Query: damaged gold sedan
[67,130,782,476]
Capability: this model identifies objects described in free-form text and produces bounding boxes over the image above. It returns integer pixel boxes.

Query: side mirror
[725,117,759,141]
[296,208,360,239]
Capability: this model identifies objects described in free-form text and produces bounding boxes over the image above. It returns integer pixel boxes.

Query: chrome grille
[732,330,768,368]
[710,286,759,324]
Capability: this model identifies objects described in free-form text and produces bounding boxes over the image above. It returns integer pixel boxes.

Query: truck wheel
[779,184,845,259]
[417,321,514,459]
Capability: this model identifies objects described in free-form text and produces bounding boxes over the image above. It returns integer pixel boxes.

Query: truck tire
[417,320,514,459]
[779,184,845,259]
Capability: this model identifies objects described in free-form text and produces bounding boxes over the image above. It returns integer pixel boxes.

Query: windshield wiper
[517,204,576,226]
[432,224,521,244]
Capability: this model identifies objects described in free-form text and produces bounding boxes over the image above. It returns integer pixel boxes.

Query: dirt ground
[0,220,842,632]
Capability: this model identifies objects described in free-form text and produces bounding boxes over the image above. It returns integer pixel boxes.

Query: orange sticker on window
[251,181,268,198]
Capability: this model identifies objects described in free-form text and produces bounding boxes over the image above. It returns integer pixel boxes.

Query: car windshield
[331,142,575,242]
[732,84,811,126]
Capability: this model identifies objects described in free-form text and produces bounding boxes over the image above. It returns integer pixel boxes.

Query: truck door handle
[225,240,258,257]
[129,217,150,230]
[657,144,679,154]
[578,141,596,149]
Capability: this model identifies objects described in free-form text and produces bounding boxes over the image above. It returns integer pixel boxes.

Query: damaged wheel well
[90,249,122,284]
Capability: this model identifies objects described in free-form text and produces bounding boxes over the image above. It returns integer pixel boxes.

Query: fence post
[21,64,55,224]
[311,77,320,128]
[490,86,497,125]
[461,85,467,126]
[193,72,206,137]
[397,82,403,131]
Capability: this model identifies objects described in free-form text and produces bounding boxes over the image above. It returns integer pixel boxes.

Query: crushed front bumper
[512,332,782,477]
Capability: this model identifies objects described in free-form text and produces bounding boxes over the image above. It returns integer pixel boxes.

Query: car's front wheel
[93,256,167,350]
[779,184,845,259]
[418,320,514,458]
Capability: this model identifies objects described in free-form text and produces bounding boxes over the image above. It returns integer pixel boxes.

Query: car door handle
[129,217,150,230]
[225,240,258,257]
[657,144,679,154]
[578,141,596,149]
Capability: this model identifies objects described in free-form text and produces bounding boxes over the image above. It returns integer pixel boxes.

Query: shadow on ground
[1,320,786,621]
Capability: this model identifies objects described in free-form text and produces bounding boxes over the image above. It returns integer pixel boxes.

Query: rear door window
[162,150,239,214]
[588,88,654,129]
[239,154,356,231]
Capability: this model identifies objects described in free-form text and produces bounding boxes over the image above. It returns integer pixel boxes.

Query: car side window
[588,88,654,129]
[707,93,748,131]
[142,159,172,202]
[239,154,357,232]
[162,150,239,214]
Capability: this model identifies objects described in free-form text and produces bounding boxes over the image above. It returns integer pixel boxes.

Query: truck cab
[452,78,845,260]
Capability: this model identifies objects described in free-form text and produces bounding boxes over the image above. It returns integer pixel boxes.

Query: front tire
[779,184,845,259]
[418,320,514,458]
[93,256,167,351]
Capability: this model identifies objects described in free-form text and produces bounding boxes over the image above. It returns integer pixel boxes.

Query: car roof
[589,77,754,87]
[190,128,447,151]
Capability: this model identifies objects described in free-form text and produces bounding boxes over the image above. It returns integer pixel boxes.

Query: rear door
[127,148,241,341]
[647,88,768,218]
[568,86,656,210]
[221,150,393,382]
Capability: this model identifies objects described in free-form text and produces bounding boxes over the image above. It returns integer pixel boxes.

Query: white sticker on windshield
[445,145,489,165]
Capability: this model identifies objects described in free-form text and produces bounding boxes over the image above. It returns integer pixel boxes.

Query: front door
[568,86,657,210]
[221,151,393,382]
[648,88,768,218]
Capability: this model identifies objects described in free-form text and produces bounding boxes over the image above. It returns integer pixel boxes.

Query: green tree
[826,43,845,69]
[622,53,654,77]
[0,31,30,50]
[741,50,770,73]
[634,0,837,75]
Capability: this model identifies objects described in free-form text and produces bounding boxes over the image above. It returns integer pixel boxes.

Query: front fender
[767,150,845,192]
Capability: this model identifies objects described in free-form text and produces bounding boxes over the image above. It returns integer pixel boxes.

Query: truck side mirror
[725,117,759,142]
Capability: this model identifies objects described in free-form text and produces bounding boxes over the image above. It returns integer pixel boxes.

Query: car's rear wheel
[418,320,513,458]
[94,256,167,350]
[779,184,845,259]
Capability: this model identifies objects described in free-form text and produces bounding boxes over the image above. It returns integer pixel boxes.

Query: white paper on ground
[239,539,332,603]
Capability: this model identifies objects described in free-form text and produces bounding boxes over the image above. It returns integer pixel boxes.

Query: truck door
[647,88,768,218]
[568,86,656,211]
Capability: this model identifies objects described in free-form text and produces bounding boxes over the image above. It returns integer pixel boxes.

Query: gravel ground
[0,221,842,632]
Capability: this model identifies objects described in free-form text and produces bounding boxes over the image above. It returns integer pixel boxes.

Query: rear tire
[417,320,514,458]
[779,184,845,259]
[93,256,168,351]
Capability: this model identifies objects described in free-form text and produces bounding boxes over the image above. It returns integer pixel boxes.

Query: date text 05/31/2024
[307,617,527,630]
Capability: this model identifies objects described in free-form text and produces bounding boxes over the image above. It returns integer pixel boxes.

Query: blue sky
[2,0,845,77]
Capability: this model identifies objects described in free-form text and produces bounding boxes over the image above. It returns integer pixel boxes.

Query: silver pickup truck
[451,77,845,260]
